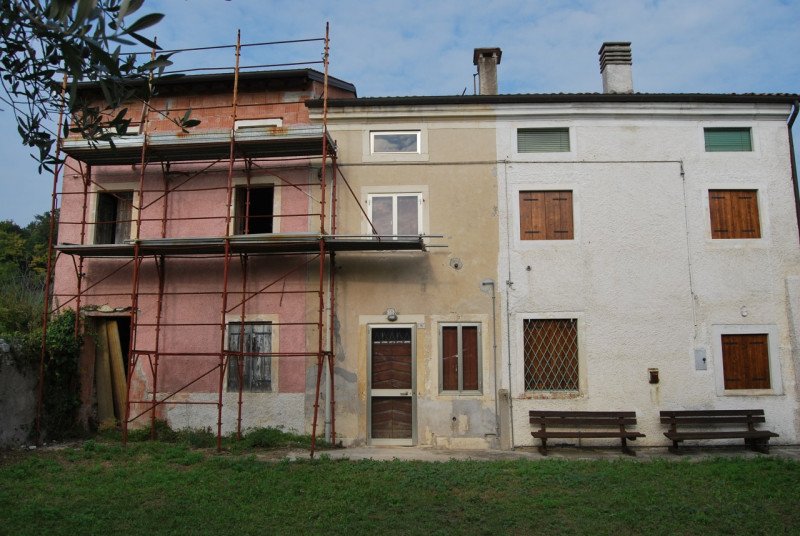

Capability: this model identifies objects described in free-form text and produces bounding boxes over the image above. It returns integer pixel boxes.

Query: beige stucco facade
[316,105,501,447]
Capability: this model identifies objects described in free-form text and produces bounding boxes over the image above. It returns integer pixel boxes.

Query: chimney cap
[473,47,502,65]
[598,42,632,71]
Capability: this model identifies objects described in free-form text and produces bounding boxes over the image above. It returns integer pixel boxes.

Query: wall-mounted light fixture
[386,308,398,322]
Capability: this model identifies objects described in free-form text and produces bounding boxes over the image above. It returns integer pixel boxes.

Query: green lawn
[1,441,798,535]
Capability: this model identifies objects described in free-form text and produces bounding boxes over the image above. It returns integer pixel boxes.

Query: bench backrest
[660,409,766,428]
[530,411,638,428]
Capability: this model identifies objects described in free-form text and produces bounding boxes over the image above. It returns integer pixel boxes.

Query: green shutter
[704,128,752,152]
[517,128,570,153]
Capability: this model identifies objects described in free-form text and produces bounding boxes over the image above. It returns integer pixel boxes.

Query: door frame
[367,323,417,446]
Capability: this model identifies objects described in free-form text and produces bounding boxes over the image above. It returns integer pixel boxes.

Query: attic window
[517,128,570,153]
[704,128,752,152]
[371,131,420,154]
[235,118,283,130]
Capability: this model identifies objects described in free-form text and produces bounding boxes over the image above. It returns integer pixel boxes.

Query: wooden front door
[369,326,415,445]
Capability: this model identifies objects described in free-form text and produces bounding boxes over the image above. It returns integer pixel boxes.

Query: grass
[1,440,799,535]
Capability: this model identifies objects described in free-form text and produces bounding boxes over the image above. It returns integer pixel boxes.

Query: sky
[1,0,799,225]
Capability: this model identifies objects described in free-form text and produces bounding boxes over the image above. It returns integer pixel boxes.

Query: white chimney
[599,42,633,94]
[473,48,502,95]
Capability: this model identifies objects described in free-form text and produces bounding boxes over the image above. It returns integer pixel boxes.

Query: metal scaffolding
[37,25,424,456]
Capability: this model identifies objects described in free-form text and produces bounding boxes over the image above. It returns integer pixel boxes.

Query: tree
[0,0,196,172]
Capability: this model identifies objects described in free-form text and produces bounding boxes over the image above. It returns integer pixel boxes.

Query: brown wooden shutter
[709,190,760,239]
[519,191,545,240]
[722,334,770,389]
[709,190,731,239]
[545,191,574,240]
[442,326,458,391]
[733,191,760,238]
[461,326,479,391]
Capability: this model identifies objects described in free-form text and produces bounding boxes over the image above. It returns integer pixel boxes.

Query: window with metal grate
[523,318,578,391]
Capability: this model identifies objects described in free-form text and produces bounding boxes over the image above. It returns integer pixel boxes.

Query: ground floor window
[721,333,770,389]
[227,322,272,392]
[440,323,481,393]
[523,318,578,391]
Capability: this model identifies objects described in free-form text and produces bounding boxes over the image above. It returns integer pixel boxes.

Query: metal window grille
[227,322,272,392]
[524,318,578,391]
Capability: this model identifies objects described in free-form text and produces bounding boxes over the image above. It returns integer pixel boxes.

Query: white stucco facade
[496,102,800,447]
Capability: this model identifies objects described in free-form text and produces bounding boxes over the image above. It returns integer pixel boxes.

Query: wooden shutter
[704,128,752,152]
[545,191,574,239]
[520,191,573,240]
[519,191,546,239]
[722,334,770,389]
[517,128,570,152]
[709,190,760,239]
[441,326,458,391]
[461,326,479,391]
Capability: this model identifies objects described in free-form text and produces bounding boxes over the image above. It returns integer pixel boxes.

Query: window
[517,128,570,153]
[708,189,761,239]
[721,334,770,389]
[371,131,420,154]
[368,193,421,236]
[227,322,272,392]
[95,191,133,244]
[704,128,752,152]
[235,185,274,234]
[519,191,573,240]
[524,319,578,391]
[440,324,481,393]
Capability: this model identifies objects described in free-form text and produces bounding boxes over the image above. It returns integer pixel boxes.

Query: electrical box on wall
[694,348,707,371]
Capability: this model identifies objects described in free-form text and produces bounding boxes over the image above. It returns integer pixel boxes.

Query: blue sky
[1,0,799,224]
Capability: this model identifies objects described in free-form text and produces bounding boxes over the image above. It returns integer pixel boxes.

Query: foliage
[0,0,198,171]
[40,309,82,439]
[1,446,800,535]
[0,211,55,367]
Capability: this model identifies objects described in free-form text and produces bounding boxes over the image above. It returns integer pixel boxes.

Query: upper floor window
[370,131,420,154]
[519,190,574,240]
[95,191,133,244]
[367,193,422,236]
[235,185,274,234]
[704,128,752,152]
[708,189,760,239]
[517,128,570,153]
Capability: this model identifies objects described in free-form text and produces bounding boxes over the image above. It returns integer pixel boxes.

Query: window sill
[522,391,582,400]
[720,389,782,397]
[438,390,483,397]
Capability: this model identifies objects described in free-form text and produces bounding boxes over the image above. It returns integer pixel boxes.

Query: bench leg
[668,440,681,455]
[538,437,549,456]
[620,437,636,456]
[745,438,770,454]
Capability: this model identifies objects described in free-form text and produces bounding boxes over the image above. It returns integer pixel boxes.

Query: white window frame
[438,322,482,394]
[711,324,782,396]
[229,175,281,235]
[90,182,140,245]
[370,131,421,154]
[366,192,424,237]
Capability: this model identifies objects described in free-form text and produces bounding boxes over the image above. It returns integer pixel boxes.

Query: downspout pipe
[788,101,800,245]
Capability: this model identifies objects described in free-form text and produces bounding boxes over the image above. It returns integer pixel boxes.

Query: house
[53,63,359,439]
[309,43,800,448]
[50,36,800,450]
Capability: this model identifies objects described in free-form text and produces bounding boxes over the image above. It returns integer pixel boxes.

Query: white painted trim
[361,125,429,163]
[702,184,769,247]
[228,175,282,234]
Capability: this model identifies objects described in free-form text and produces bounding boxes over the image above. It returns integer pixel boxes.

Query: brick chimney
[473,47,502,95]
[599,42,633,94]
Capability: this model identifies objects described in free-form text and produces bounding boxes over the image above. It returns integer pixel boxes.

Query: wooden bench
[660,409,779,454]
[530,410,645,456]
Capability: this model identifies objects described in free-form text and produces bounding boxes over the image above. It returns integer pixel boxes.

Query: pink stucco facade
[54,71,355,432]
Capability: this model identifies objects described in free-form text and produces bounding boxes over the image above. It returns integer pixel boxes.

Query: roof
[307,92,800,108]
[77,68,357,96]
